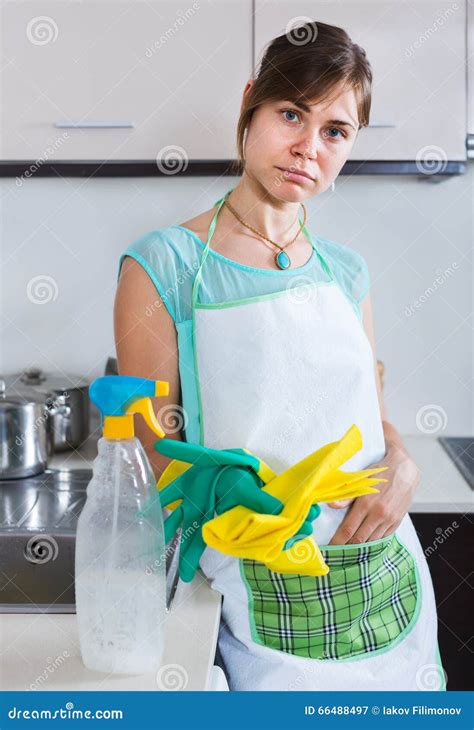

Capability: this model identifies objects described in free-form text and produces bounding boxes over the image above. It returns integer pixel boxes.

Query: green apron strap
[300,219,336,283]
[192,189,337,305]
[191,188,233,308]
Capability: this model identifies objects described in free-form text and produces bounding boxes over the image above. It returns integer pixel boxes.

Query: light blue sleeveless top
[117,211,370,444]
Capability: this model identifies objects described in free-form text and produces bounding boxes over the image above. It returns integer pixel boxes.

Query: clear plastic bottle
[75,435,166,675]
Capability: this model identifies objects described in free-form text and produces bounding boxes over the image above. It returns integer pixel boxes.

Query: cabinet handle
[54,121,135,129]
[366,123,397,128]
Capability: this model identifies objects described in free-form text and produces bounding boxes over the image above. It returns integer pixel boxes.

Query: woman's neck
[225,174,305,244]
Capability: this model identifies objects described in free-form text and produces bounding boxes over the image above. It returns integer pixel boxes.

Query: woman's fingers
[369,523,393,541]
[343,516,385,544]
[326,498,354,509]
[328,499,368,545]
[328,494,402,545]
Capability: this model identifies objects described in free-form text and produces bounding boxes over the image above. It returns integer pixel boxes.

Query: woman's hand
[328,422,421,545]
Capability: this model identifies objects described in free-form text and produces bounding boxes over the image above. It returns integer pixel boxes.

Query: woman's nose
[292,134,319,162]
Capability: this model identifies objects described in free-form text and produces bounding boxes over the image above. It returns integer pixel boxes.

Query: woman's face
[241,82,360,201]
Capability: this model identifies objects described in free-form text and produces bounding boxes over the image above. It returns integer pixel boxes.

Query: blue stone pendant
[275,250,291,269]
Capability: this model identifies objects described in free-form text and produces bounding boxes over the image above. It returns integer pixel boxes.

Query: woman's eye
[280,112,347,140]
[325,127,346,139]
[281,109,300,123]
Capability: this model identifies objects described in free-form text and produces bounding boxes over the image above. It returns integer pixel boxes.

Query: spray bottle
[75,375,169,675]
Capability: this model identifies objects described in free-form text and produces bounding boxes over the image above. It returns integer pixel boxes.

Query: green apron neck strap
[208,188,234,245]
[191,188,234,308]
[298,216,336,283]
[192,188,336,306]
[210,190,334,282]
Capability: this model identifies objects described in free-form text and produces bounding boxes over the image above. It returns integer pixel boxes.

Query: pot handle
[42,404,56,459]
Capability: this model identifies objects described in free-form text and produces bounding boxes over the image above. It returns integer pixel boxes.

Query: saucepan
[0,378,55,479]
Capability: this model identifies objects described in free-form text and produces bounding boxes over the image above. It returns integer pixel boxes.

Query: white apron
[188,191,445,691]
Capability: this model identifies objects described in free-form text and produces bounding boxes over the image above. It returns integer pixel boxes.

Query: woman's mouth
[276,167,315,184]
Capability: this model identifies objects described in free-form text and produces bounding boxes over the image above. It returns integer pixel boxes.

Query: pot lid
[0,379,46,407]
[4,366,89,393]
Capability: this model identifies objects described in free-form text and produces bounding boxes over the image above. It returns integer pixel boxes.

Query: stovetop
[438,437,474,490]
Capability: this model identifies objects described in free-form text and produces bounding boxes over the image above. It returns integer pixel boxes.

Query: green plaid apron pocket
[240,533,420,660]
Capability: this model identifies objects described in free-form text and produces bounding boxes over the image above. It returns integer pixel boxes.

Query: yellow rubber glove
[202,424,388,576]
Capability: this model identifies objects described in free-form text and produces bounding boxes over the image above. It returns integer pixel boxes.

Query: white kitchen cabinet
[254,0,467,161]
[1,0,252,161]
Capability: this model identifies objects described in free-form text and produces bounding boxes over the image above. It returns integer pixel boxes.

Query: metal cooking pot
[0,379,55,479]
[3,367,90,452]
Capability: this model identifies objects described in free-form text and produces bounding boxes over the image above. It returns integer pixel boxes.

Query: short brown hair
[233,21,372,172]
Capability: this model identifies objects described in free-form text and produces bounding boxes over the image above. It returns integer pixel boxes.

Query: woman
[115,21,445,691]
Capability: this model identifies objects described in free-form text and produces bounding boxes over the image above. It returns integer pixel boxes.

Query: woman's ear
[240,79,254,114]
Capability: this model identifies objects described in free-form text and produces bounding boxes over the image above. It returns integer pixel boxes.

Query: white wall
[1,165,472,435]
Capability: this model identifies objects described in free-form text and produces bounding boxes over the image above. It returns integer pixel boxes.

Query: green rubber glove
[216,460,321,548]
[153,440,285,583]
[142,440,322,582]
[283,503,321,550]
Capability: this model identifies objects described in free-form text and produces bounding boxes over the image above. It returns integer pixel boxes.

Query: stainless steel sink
[0,468,90,613]
[0,468,179,613]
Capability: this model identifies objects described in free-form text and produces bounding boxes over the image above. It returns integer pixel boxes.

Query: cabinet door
[255,0,466,161]
[1,0,252,161]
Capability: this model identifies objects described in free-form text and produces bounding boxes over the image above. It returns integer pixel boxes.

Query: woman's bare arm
[114,256,183,481]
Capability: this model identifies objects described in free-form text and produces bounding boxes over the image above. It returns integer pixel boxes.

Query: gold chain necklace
[223,196,307,270]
